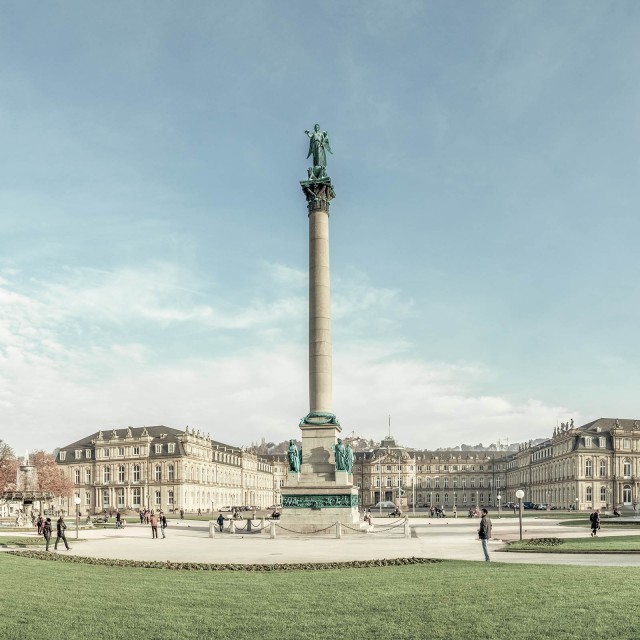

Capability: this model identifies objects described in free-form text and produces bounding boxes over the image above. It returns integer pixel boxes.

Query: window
[74,469,80,484]
[132,488,141,507]
[586,487,592,502]
[85,491,91,505]
[168,443,175,454]
[452,478,457,488]
[479,478,484,488]
[155,465,162,481]
[155,444,162,454]
[117,447,125,457]
[623,485,632,504]
[470,478,475,488]
[104,448,110,458]
[435,478,440,488]
[168,490,174,505]
[133,465,140,483]
[85,449,92,459]
[599,460,607,477]
[102,489,109,507]
[479,493,484,504]
[600,486,606,502]
[168,465,174,481]
[60,451,66,461]
[435,494,440,504]
[116,488,124,508]
[386,478,392,487]
[585,460,593,477]
[386,465,391,471]
[103,467,111,483]
[623,459,631,478]
[85,469,91,483]
[623,439,631,450]
[75,450,82,460]
[118,465,125,483]
[599,437,605,448]
[155,490,161,506]
[584,437,591,447]
[444,478,449,488]
[133,446,140,456]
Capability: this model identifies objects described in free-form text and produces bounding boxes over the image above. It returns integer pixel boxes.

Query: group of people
[430,506,446,518]
[39,514,71,551]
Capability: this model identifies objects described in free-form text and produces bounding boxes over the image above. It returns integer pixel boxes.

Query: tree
[0,441,17,492]
[31,450,73,497]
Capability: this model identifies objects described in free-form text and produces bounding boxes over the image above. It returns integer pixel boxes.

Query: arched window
[623,459,631,478]
[585,460,592,477]
[623,485,632,504]
[168,465,174,481]
[133,465,140,482]
[155,465,162,481]
[435,493,440,504]
[599,460,607,477]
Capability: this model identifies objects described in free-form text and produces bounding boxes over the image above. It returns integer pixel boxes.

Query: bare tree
[0,440,17,492]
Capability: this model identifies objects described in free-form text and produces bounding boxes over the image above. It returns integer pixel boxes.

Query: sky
[1,1,639,454]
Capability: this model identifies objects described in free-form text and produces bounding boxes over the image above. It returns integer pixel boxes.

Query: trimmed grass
[507,535,640,553]
[0,536,47,547]
[1,553,640,640]
[558,518,640,528]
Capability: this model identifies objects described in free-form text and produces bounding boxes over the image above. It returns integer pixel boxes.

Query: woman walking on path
[590,508,600,536]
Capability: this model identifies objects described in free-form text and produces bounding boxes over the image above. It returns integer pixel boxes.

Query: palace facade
[56,426,284,514]
[54,417,640,514]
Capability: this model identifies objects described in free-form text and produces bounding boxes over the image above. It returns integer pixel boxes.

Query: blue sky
[1,1,639,453]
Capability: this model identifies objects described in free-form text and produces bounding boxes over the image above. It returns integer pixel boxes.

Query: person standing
[42,517,52,551]
[217,512,225,533]
[478,508,492,562]
[590,508,600,536]
[180,508,184,519]
[54,515,70,551]
[160,512,167,539]
[150,511,158,539]
[139,510,144,525]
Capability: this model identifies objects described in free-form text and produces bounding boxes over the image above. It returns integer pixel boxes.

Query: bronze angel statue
[305,124,332,180]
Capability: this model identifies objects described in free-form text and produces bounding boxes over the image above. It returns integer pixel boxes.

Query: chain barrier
[341,522,367,533]
[274,522,336,535]
[365,520,407,535]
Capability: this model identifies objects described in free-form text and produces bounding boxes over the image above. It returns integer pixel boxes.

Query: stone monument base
[280,485,363,535]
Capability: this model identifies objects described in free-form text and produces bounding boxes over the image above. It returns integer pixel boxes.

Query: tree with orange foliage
[30,450,73,497]
[0,440,18,492]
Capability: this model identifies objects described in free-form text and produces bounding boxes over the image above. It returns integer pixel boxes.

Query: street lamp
[74,496,81,540]
[575,497,579,512]
[515,489,525,541]
[497,494,502,519]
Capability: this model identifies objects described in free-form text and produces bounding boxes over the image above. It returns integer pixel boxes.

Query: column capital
[300,177,335,213]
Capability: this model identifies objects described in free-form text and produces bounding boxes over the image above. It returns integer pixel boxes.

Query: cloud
[0,263,574,453]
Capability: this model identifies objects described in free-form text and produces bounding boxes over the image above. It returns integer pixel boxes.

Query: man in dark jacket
[160,512,167,539]
[55,515,70,550]
[217,512,225,533]
[478,508,492,561]
[42,517,53,551]
[590,508,600,536]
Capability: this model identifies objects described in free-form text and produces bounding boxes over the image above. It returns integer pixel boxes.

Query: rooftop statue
[305,124,332,181]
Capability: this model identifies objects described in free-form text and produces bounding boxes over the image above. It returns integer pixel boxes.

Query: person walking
[150,512,159,539]
[160,512,167,539]
[139,510,144,525]
[180,508,184,519]
[590,508,600,537]
[54,515,70,551]
[217,512,225,533]
[478,508,492,562]
[42,517,52,551]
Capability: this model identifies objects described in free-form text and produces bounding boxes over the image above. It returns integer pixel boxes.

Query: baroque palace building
[56,426,283,514]
[54,417,640,514]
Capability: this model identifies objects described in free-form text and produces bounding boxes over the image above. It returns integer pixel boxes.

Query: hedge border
[6,551,442,571]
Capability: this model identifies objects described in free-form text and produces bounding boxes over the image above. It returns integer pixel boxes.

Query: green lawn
[1,553,639,640]
[0,536,47,547]
[507,535,640,553]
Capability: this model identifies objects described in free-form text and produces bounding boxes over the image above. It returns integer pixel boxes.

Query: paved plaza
[4,515,640,568]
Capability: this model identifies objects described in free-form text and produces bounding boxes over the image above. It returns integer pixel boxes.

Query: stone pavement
[4,515,639,567]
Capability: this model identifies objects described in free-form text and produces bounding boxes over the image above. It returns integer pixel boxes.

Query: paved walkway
[3,516,639,567]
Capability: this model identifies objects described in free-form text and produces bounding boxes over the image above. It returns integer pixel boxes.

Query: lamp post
[575,497,579,512]
[74,496,81,540]
[497,494,502,519]
[515,489,525,541]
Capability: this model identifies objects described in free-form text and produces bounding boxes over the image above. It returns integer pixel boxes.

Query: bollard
[230,520,235,535]
[261,517,265,531]
[404,517,410,538]
[336,522,342,539]
[270,520,276,539]
[247,519,252,532]
[209,520,215,538]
